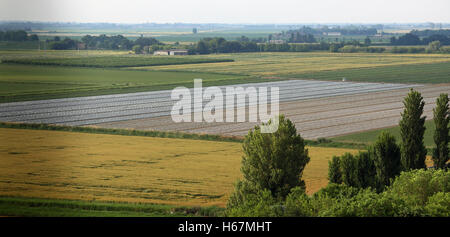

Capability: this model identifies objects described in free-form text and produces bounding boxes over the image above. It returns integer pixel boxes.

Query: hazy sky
[1,0,449,24]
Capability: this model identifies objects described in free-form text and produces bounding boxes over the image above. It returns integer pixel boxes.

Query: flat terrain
[0,128,360,207]
[283,61,450,84]
[0,64,250,103]
[0,79,416,123]
[1,80,447,140]
[1,51,449,103]
[94,84,449,139]
[2,55,233,68]
[333,120,436,147]
[140,52,450,82]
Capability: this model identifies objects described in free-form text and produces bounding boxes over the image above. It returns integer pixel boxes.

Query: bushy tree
[400,89,427,170]
[132,45,143,54]
[227,115,310,211]
[432,93,450,168]
[328,156,342,184]
[339,153,358,187]
[428,40,442,52]
[355,151,376,189]
[385,169,450,206]
[328,151,376,189]
[372,132,401,191]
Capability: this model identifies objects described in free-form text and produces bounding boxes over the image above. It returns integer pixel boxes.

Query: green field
[0,64,256,103]
[1,51,449,103]
[2,55,233,68]
[333,120,436,147]
[145,52,450,83]
[284,61,450,84]
[0,196,221,217]
[0,41,42,51]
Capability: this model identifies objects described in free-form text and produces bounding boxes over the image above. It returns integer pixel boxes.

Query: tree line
[44,34,163,50]
[191,37,259,54]
[330,91,449,190]
[0,30,38,42]
[390,33,450,46]
[411,29,450,37]
[226,91,449,216]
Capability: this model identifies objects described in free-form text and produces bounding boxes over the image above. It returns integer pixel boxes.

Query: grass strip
[0,196,223,217]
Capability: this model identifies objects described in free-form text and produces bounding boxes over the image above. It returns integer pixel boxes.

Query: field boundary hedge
[0,57,234,68]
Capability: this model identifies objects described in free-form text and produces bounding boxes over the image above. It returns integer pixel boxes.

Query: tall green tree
[432,93,450,168]
[400,89,427,171]
[340,153,358,187]
[328,156,342,184]
[228,115,310,207]
[372,132,401,190]
[355,151,376,189]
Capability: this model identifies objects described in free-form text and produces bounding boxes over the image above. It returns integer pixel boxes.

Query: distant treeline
[189,37,383,54]
[189,37,450,54]
[45,34,163,50]
[411,29,450,37]
[269,31,317,43]
[269,26,378,41]
[20,30,450,54]
[0,30,38,41]
[391,33,450,46]
[191,37,258,54]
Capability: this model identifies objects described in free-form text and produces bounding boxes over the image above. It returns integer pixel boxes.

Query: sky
[0,0,449,24]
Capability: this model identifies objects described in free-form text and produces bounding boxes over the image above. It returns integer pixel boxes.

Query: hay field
[0,128,359,207]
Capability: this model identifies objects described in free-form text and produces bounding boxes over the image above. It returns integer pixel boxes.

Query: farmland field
[0,41,42,51]
[332,120,436,147]
[0,79,418,127]
[0,127,361,207]
[1,51,450,103]
[140,52,450,83]
[2,55,234,68]
[91,84,449,140]
[0,64,252,103]
[283,61,450,84]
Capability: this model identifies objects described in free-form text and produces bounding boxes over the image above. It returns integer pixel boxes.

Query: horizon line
[1,20,450,26]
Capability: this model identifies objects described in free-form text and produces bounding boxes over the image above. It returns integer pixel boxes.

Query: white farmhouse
[153,50,188,56]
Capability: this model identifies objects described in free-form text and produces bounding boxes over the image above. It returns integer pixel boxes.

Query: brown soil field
[95,84,450,139]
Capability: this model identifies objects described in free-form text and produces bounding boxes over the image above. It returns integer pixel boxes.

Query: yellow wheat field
[0,128,360,207]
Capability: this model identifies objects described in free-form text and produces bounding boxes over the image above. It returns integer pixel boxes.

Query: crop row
[1,55,234,68]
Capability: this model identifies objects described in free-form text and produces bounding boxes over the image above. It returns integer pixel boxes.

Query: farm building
[153,50,188,56]
[269,40,285,44]
[323,32,342,36]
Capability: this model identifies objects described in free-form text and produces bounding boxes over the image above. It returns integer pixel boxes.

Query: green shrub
[284,187,315,217]
[225,189,282,217]
[386,169,450,206]
[424,192,450,217]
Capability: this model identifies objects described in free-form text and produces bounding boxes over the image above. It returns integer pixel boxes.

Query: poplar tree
[399,89,427,170]
[432,93,450,168]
